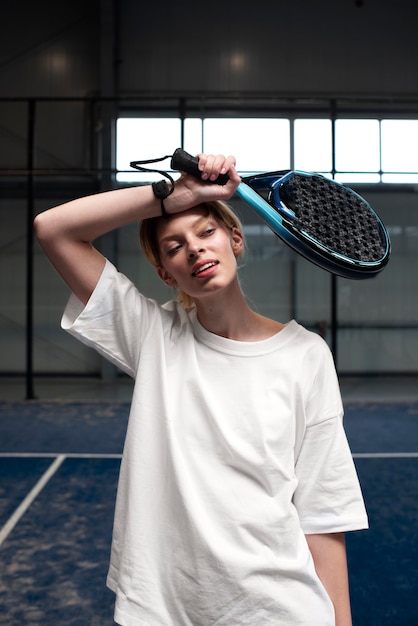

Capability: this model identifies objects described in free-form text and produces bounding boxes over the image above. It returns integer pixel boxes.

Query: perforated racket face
[279,174,387,263]
[240,170,391,277]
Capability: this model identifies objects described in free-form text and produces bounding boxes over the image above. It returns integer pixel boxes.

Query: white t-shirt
[62,260,368,626]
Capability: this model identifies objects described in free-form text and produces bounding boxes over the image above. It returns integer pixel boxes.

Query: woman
[34,153,368,626]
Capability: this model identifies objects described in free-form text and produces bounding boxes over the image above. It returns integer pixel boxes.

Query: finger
[209,154,228,181]
[198,153,226,181]
[221,155,237,177]
[197,153,208,172]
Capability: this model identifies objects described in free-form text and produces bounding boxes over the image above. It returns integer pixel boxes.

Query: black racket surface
[255,172,388,264]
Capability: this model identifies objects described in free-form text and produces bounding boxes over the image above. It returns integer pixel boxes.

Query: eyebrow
[158,215,213,245]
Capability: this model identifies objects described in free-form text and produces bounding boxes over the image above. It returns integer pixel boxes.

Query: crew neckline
[190,311,300,356]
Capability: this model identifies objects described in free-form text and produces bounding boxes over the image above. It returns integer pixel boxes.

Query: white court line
[0,452,122,459]
[0,454,66,548]
[2,452,417,459]
[0,450,416,548]
[0,452,418,459]
[353,452,418,458]
[1,452,418,462]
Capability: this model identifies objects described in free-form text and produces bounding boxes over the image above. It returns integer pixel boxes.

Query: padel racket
[170,148,391,280]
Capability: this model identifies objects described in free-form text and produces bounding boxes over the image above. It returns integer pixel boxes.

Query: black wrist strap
[152,180,171,218]
[129,155,175,218]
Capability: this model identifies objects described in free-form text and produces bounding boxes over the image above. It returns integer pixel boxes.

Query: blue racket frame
[238,171,391,279]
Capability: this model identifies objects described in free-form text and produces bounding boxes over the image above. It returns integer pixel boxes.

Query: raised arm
[34,154,240,304]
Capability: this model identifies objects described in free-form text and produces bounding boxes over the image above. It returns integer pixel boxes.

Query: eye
[201,227,216,237]
[167,243,182,256]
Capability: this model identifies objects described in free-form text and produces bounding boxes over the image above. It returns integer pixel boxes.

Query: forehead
[157,207,214,240]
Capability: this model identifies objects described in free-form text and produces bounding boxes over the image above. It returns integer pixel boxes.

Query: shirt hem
[300,515,369,534]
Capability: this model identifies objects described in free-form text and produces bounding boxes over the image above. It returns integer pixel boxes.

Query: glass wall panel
[116,118,181,182]
[381,120,418,173]
[294,119,332,174]
[184,118,203,156]
[335,119,380,181]
[202,118,290,173]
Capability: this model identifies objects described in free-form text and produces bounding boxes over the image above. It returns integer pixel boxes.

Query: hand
[182,153,241,202]
[164,153,241,216]
[197,153,237,182]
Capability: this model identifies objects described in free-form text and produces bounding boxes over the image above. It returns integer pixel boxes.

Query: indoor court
[1,379,417,625]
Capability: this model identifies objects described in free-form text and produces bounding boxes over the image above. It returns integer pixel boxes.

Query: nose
[187,239,204,259]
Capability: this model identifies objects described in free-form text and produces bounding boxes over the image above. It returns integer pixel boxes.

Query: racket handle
[171,148,230,185]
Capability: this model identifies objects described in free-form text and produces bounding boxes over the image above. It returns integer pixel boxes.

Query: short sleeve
[61,260,159,377]
[294,415,368,533]
[293,338,368,534]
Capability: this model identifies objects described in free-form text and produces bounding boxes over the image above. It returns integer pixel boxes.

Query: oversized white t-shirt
[62,260,368,626]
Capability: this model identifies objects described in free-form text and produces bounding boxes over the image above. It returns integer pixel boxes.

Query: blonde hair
[139,200,245,308]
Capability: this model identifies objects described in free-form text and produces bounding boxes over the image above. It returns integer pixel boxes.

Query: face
[156,207,244,303]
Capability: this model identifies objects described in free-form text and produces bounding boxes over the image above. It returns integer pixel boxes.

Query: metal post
[25,99,36,399]
[330,273,338,366]
[329,101,338,366]
[99,0,118,381]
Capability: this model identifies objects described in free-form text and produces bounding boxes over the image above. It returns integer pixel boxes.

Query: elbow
[33,210,60,251]
[33,211,50,245]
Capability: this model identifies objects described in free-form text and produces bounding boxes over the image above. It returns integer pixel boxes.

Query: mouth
[191,261,219,277]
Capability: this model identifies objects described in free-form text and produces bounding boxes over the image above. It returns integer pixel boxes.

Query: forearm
[34,154,239,248]
[305,532,352,626]
[34,184,163,302]
[34,181,199,299]
[35,184,161,248]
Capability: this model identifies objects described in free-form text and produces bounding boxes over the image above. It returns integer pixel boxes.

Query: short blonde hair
[139,200,244,307]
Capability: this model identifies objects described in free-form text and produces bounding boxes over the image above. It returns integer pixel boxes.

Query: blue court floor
[0,376,418,625]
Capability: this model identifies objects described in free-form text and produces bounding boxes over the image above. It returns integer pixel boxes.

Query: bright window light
[335,119,380,177]
[381,120,418,173]
[294,119,332,173]
[202,118,290,173]
[184,118,203,156]
[382,173,418,183]
[116,118,181,182]
[335,173,381,184]
[116,116,418,185]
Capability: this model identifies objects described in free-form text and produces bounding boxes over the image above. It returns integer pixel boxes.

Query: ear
[157,266,177,287]
[231,227,244,257]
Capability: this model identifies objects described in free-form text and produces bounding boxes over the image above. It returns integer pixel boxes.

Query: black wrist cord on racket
[130,155,176,218]
[130,150,230,217]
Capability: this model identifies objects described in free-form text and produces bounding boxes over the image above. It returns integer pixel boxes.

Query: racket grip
[171,148,229,185]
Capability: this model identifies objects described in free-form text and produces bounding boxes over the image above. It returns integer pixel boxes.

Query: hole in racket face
[277,174,387,263]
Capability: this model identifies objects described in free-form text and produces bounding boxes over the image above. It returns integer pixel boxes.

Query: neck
[194,283,284,341]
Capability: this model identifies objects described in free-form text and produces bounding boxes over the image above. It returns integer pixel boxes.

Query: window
[294,119,332,175]
[116,118,181,182]
[199,118,290,174]
[184,118,290,173]
[334,119,381,183]
[117,115,418,184]
[381,120,418,183]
